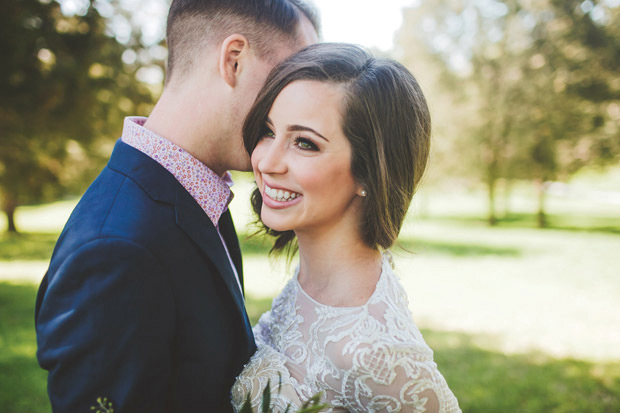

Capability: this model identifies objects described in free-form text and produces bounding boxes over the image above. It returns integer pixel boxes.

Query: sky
[311,0,418,51]
[61,0,418,51]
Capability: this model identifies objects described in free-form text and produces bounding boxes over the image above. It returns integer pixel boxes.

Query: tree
[0,0,155,232]
[395,0,620,227]
[500,0,620,226]
[396,0,530,225]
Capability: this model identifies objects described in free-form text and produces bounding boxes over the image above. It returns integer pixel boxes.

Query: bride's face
[251,80,363,236]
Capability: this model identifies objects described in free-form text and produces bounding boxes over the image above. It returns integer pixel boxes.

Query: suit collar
[107,138,179,205]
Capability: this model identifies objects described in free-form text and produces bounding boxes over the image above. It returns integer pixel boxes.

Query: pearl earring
[360,189,367,197]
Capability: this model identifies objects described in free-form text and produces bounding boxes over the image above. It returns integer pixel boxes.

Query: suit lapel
[173,181,254,342]
[218,209,244,293]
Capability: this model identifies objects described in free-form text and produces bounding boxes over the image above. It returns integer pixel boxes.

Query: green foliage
[0,232,57,261]
[298,393,328,412]
[238,374,329,412]
[238,232,274,257]
[90,396,114,412]
[0,0,156,232]
[261,379,272,413]
[396,0,620,226]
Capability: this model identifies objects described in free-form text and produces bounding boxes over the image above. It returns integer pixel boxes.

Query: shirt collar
[121,116,233,226]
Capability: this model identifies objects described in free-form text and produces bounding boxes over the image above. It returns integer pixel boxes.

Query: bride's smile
[262,182,302,204]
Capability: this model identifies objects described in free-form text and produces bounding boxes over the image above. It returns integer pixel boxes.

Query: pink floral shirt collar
[121,116,233,227]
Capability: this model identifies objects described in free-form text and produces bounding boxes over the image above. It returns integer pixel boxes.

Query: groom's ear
[219,34,249,88]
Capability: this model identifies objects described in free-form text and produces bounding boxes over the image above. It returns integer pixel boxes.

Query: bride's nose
[254,140,288,175]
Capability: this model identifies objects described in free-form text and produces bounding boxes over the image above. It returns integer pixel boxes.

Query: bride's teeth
[264,184,300,201]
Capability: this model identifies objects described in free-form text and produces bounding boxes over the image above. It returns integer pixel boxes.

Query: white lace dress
[232,255,461,412]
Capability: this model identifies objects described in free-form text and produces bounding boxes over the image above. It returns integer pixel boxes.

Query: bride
[231,43,461,413]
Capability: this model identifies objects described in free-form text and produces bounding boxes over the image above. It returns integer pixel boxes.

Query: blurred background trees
[396,0,619,226]
[0,0,159,232]
[1,0,618,233]
[1,2,619,411]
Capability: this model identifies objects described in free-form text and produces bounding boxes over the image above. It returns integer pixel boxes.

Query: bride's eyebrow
[286,125,329,142]
[265,117,329,142]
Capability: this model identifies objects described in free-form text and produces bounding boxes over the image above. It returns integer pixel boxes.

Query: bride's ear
[218,34,249,88]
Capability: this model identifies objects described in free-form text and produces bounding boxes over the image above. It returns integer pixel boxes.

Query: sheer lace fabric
[232,255,461,412]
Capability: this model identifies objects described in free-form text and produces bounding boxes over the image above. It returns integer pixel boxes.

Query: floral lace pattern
[232,255,461,412]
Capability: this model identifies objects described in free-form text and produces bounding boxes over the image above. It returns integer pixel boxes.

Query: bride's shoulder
[368,255,414,312]
[270,274,299,310]
[359,256,434,351]
[252,274,301,344]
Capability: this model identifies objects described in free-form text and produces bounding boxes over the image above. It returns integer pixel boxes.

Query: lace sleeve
[231,346,302,412]
[341,343,461,413]
[252,310,272,347]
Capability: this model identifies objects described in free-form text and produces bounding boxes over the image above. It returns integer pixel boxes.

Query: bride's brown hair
[243,43,431,253]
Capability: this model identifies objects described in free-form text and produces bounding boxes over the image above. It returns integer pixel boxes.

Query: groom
[34,0,318,411]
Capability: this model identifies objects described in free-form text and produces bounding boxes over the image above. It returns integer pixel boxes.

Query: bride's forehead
[273,81,344,108]
[267,81,346,132]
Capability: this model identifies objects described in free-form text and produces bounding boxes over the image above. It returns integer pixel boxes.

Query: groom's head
[161,0,319,172]
[166,0,319,84]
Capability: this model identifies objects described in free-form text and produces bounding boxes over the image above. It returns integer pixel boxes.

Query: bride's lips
[262,182,302,209]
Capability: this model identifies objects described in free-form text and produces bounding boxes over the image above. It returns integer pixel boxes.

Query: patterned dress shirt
[121,116,243,293]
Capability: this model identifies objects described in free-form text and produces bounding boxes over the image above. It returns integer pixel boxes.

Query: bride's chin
[260,215,293,233]
[263,222,293,233]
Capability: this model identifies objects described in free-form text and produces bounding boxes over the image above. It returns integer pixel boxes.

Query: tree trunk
[3,198,18,233]
[536,179,546,228]
[502,179,512,219]
[487,176,497,226]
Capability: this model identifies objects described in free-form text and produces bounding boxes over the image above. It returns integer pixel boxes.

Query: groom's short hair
[165,0,320,84]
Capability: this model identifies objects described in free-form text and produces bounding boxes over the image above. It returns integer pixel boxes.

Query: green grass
[0,233,58,261]
[426,330,620,413]
[0,282,50,412]
[3,282,618,413]
[426,212,620,235]
[398,236,523,257]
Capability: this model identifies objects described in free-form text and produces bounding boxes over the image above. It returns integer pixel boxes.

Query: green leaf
[261,380,271,413]
[239,394,254,413]
[298,392,329,413]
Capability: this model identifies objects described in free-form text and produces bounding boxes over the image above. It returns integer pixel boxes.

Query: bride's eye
[261,126,275,139]
[294,137,318,151]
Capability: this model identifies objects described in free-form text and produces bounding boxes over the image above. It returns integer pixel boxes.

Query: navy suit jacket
[35,140,256,412]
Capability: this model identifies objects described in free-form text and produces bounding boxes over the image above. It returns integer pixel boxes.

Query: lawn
[1,172,620,412]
